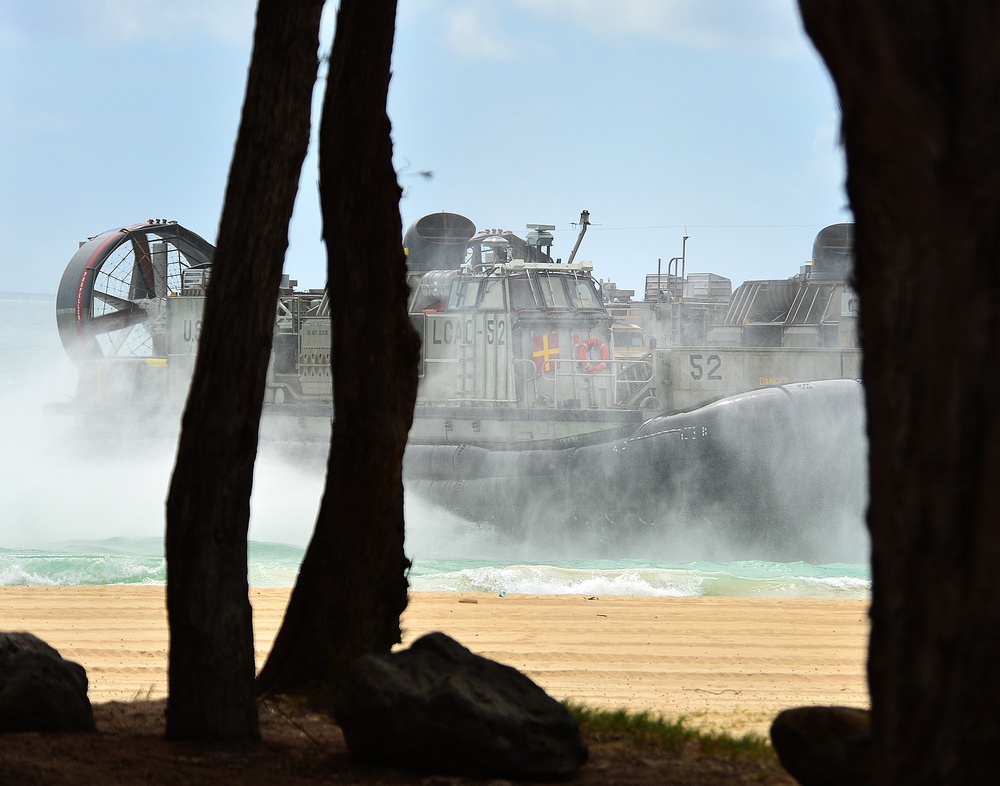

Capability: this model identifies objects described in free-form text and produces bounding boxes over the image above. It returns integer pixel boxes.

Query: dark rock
[770,705,870,786]
[0,631,96,733]
[334,631,587,781]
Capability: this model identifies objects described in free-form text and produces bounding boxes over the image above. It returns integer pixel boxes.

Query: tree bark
[256,0,415,699]
[799,2,1000,781]
[165,0,323,740]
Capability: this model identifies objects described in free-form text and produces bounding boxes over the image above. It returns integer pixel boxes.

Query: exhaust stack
[403,212,476,271]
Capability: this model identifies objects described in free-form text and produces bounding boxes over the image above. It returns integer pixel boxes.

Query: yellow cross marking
[533,334,559,371]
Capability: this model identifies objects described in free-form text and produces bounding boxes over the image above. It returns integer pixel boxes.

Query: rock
[0,631,96,733]
[770,705,870,786]
[334,631,588,781]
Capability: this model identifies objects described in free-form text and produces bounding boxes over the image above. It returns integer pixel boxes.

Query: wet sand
[0,587,869,736]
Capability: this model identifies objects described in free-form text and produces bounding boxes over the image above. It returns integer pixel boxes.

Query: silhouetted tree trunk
[799,2,1000,781]
[165,0,323,740]
[256,0,415,698]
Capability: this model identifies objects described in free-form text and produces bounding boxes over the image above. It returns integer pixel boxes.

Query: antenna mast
[565,210,591,266]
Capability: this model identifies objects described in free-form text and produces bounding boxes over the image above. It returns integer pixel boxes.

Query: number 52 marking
[689,354,722,381]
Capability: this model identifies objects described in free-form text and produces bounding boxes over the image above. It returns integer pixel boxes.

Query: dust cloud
[1,294,869,568]
[0,349,323,550]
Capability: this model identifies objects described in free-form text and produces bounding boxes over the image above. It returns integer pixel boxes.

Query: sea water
[0,291,871,598]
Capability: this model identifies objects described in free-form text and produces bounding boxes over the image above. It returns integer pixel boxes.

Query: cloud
[515,0,809,57]
[0,0,255,49]
[444,4,521,61]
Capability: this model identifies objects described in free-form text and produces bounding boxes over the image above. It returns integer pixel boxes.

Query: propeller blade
[88,306,148,335]
[93,289,142,312]
[129,234,156,299]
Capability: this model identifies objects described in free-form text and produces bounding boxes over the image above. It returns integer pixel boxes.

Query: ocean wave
[0,549,166,586]
[0,542,870,598]
[408,560,870,598]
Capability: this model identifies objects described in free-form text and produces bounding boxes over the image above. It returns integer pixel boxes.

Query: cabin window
[537,273,570,308]
[449,279,481,310]
[508,275,536,310]
[570,276,603,309]
[479,278,505,310]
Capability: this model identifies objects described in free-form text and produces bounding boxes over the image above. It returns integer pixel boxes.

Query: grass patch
[129,685,157,702]
[565,702,774,763]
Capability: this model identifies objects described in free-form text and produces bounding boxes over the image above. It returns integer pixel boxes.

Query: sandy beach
[0,587,869,737]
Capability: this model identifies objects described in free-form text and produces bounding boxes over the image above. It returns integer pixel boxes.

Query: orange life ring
[578,338,609,372]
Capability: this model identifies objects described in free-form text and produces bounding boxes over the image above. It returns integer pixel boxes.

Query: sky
[0,0,849,298]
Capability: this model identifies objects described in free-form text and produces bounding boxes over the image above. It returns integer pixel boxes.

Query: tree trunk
[256,0,415,699]
[799,2,1000,781]
[165,0,323,740]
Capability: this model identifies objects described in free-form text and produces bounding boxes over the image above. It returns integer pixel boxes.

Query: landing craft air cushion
[55,214,866,562]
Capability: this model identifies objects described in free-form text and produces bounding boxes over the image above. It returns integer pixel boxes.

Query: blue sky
[0,0,848,296]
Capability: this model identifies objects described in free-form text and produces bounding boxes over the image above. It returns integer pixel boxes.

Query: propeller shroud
[55,221,214,362]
